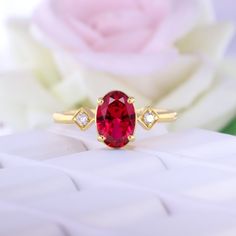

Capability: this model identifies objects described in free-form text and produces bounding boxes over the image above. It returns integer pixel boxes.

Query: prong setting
[97,135,106,142]
[127,97,135,104]
[97,98,104,105]
[128,135,135,142]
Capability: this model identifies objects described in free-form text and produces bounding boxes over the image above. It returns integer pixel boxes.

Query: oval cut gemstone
[96,91,136,148]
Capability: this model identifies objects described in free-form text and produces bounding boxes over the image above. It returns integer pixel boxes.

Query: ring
[53,91,177,148]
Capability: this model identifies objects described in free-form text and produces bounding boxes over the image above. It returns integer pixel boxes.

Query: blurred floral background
[0,0,236,135]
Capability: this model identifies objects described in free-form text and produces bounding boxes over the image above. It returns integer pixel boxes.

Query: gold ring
[53,91,177,148]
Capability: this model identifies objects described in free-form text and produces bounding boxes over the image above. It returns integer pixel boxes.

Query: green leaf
[221,117,236,135]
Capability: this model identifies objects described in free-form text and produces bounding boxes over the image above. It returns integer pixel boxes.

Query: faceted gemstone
[96,91,136,148]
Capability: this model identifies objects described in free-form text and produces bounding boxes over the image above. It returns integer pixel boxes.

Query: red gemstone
[96,91,136,148]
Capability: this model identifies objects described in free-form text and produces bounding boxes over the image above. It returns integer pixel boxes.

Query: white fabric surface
[0,126,235,236]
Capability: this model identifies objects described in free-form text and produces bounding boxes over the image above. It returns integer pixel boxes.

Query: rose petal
[95,28,153,52]
[57,0,139,20]
[76,49,179,75]
[7,18,60,87]
[45,46,198,103]
[157,62,216,110]
[0,70,62,129]
[137,0,171,20]
[88,10,152,36]
[143,0,215,52]
[176,23,235,60]
[52,74,87,108]
[33,0,93,51]
[65,15,104,47]
[76,51,198,101]
[33,0,146,51]
[219,57,236,79]
[80,68,152,107]
[33,0,172,53]
[170,76,236,130]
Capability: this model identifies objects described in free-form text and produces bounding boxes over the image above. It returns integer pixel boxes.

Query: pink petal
[143,0,213,52]
[88,10,153,36]
[76,49,179,76]
[33,0,92,51]
[77,50,197,101]
[95,29,153,52]
[50,0,139,21]
[137,0,171,21]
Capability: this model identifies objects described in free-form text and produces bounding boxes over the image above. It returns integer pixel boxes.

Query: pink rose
[33,0,210,74]
[21,0,236,130]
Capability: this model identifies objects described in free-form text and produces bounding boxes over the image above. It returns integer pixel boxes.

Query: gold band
[53,110,82,124]
[53,108,177,126]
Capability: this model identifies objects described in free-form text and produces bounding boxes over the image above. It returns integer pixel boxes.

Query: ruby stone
[96,91,136,148]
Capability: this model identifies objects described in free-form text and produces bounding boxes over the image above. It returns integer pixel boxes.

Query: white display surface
[0,125,236,236]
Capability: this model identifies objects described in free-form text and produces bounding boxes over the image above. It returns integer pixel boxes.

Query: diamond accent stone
[143,111,155,125]
[73,107,94,130]
[77,113,89,127]
[138,107,159,129]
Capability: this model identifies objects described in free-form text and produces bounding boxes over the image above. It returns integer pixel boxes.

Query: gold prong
[97,135,106,142]
[97,98,104,105]
[127,97,135,104]
[128,135,135,142]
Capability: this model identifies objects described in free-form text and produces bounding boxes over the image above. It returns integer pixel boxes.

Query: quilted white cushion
[0,125,235,236]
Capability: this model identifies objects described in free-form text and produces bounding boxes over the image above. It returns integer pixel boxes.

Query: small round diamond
[143,112,155,125]
[77,113,89,127]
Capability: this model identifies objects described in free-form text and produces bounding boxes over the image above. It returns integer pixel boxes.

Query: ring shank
[53,112,75,124]
[53,109,177,124]
[154,109,177,122]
